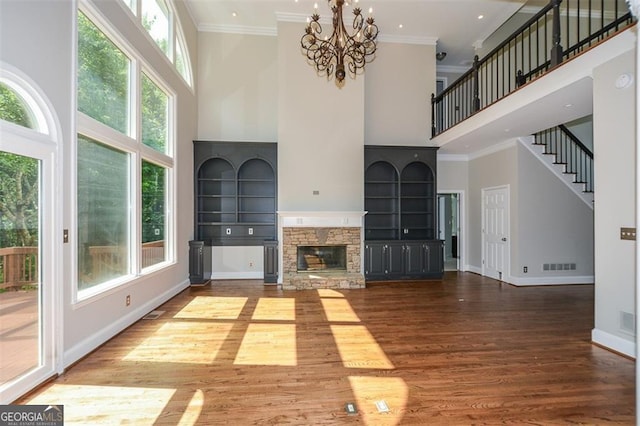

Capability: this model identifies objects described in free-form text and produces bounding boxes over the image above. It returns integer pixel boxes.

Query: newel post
[431,93,436,137]
[472,55,481,113]
[550,0,564,67]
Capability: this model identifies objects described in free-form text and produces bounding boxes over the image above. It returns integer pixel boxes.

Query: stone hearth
[279,212,366,290]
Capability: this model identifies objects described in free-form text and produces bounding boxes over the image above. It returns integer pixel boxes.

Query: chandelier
[301,0,379,84]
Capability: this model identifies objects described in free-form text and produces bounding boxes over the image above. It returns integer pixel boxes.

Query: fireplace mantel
[278,211,366,228]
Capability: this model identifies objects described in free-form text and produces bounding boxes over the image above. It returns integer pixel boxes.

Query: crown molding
[437,65,470,74]
[198,23,277,36]
[378,34,438,45]
[437,153,469,162]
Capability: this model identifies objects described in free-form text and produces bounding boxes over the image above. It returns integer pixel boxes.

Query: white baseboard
[466,265,482,274]
[64,279,190,368]
[592,328,635,359]
[508,275,594,286]
[210,271,263,280]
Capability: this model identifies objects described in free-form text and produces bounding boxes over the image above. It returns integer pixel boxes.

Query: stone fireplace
[279,212,366,290]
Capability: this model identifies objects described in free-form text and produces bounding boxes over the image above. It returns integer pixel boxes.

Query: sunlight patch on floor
[348,376,408,426]
[317,289,344,298]
[251,298,296,321]
[123,322,233,364]
[25,384,175,425]
[321,298,361,322]
[330,325,394,369]
[173,296,248,320]
[177,389,204,426]
[234,323,297,366]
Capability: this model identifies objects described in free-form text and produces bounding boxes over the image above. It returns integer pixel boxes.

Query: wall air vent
[543,263,576,271]
[620,311,635,335]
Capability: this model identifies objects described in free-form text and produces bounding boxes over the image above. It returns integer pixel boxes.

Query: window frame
[74,1,176,303]
[117,0,193,88]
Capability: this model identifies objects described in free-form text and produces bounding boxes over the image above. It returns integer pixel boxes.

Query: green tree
[0,84,39,248]
[0,83,34,129]
[0,152,38,247]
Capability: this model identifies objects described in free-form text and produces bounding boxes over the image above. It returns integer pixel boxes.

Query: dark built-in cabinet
[193,141,278,283]
[188,240,212,284]
[364,146,443,280]
[194,141,277,245]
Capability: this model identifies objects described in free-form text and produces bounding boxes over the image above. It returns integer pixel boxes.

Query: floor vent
[542,263,576,271]
[142,310,165,320]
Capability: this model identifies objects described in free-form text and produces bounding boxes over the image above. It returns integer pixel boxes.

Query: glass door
[0,151,47,402]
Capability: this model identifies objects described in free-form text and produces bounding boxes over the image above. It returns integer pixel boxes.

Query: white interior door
[482,186,509,281]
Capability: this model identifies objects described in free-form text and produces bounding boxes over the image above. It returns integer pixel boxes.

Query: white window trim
[115,0,194,89]
[75,1,177,304]
[0,63,64,401]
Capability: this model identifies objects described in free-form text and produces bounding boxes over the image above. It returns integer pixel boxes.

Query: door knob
[501,237,507,242]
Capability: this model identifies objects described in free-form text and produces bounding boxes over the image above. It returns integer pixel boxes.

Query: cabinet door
[386,242,404,275]
[263,241,278,284]
[364,242,387,277]
[424,240,444,275]
[188,240,204,283]
[404,242,425,276]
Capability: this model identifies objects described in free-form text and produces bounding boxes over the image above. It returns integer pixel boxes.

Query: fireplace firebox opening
[297,245,347,272]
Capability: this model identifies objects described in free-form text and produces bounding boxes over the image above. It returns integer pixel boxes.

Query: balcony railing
[432,0,634,137]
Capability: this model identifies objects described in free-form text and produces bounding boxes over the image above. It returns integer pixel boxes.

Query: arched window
[0,63,60,405]
[0,66,55,136]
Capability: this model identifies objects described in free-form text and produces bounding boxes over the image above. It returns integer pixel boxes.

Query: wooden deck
[20,272,635,424]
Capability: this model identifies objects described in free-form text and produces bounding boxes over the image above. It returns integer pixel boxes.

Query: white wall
[467,144,519,273]
[197,32,278,141]
[464,140,594,284]
[365,41,436,146]
[1,0,198,367]
[592,48,636,356]
[515,142,594,283]
[277,21,364,212]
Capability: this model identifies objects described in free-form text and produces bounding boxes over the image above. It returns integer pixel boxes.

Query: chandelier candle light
[301,0,379,84]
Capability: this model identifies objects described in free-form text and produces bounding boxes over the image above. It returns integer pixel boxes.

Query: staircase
[522,124,594,209]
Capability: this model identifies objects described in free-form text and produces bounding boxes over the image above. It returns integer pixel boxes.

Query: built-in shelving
[364,146,442,280]
[194,141,277,245]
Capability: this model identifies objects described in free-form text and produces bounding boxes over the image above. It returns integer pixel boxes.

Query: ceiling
[182,0,531,69]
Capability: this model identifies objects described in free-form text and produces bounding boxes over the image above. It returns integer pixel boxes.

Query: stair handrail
[558,124,593,158]
[534,124,594,193]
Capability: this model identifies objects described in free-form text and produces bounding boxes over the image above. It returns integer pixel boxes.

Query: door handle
[501,237,507,242]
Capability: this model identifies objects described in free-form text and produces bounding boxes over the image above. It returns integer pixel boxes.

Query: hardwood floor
[21,272,634,425]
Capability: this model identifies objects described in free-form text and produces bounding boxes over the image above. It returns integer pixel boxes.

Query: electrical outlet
[248,227,253,235]
[249,262,253,267]
[126,295,131,306]
[621,227,636,240]
[523,266,528,273]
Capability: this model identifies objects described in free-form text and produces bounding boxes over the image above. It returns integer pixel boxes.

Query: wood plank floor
[21,272,635,425]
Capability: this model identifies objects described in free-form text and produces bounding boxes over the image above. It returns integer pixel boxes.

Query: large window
[77,4,174,298]
[77,11,130,134]
[118,0,193,86]
[77,135,129,289]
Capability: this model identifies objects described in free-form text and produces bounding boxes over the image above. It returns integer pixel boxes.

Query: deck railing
[0,241,165,290]
[432,0,633,137]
